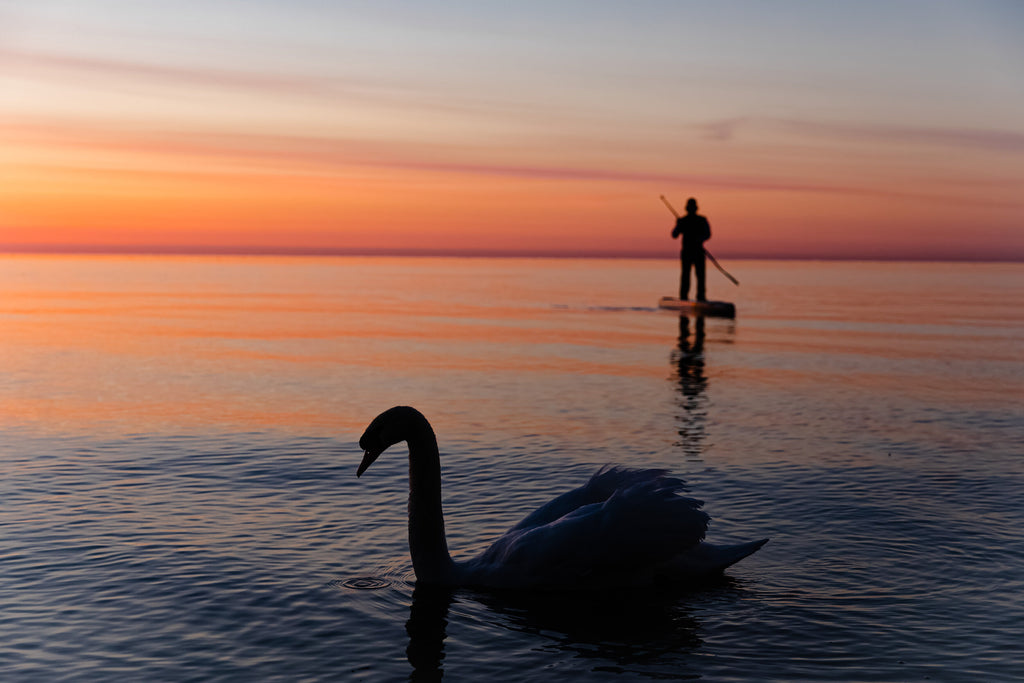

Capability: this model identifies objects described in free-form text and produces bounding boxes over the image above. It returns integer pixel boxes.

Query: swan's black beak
[357,448,382,478]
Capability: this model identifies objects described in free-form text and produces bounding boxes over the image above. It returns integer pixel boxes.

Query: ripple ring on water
[337,576,391,590]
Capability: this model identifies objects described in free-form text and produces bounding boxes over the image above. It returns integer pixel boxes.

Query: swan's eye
[357,431,376,451]
[359,427,389,454]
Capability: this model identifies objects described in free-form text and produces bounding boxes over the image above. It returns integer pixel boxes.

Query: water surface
[1,256,1022,681]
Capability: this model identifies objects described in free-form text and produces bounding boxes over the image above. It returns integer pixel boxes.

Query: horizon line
[0,244,1021,263]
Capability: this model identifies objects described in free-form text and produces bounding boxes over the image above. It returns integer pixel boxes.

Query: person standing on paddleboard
[671,197,711,301]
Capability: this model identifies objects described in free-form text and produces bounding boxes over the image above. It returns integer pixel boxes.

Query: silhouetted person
[671,198,711,301]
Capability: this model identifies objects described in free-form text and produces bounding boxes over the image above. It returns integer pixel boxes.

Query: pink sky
[2,1,1023,259]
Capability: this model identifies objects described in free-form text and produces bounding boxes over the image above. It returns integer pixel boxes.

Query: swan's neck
[406,423,455,584]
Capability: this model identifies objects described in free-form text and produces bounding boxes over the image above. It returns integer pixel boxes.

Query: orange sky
[2,2,1023,259]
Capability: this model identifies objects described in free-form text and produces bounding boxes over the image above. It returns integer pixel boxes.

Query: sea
[1,255,1021,682]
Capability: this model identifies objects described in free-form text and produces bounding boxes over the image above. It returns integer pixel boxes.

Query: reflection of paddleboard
[658,297,736,317]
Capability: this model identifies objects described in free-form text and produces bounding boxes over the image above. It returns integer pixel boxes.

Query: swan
[357,406,768,589]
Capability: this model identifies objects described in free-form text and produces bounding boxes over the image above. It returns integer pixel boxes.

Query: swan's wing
[472,468,709,587]
[508,466,677,532]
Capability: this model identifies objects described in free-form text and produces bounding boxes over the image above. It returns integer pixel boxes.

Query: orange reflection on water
[1,255,676,435]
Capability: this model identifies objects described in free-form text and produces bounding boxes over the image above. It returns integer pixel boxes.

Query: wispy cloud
[777,118,1024,153]
[697,116,1024,154]
[695,118,751,142]
[8,117,1021,211]
[0,44,595,146]
[0,45,371,98]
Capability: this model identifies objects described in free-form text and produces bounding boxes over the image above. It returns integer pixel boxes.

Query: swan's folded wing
[474,472,709,588]
[508,466,676,532]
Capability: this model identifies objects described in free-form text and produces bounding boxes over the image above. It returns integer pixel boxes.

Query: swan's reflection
[403,580,756,679]
[471,587,704,664]
[405,585,452,681]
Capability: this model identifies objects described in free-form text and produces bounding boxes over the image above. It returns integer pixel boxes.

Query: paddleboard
[658,297,736,317]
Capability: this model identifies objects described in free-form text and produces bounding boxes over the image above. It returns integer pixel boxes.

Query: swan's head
[357,406,425,477]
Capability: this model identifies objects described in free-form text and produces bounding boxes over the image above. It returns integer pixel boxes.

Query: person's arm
[672,218,683,239]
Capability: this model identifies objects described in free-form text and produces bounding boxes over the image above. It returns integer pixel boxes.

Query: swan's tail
[680,538,769,575]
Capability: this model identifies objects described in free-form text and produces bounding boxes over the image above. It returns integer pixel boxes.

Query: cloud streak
[8,117,1022,211]
[0,46,368,97]
[698,116,1024,154]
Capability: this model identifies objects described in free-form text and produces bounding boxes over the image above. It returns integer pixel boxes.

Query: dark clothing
[680,251,706,301]
[672,213,711,301]
[672,214,711,254]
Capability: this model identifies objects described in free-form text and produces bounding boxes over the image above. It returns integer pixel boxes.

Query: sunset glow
[2,1,1023,259]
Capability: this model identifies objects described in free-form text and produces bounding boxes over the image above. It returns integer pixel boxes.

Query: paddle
[660,195,739,286]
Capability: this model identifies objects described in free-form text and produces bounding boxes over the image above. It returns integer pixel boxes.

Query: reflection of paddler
[671,198,711,302]
[675,315,706,398]
[673,314,707,462]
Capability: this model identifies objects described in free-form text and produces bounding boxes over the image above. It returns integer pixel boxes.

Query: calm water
[1,255,1022,681]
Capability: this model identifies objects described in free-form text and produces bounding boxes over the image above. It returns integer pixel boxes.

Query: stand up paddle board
[658,297,735,317]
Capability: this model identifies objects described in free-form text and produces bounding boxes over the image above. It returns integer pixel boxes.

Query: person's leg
[695,254,707,301]
[680,256,691,300]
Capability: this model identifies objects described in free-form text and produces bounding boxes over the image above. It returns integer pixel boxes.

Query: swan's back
[463,467,714,589]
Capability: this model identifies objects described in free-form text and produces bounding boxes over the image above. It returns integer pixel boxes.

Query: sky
[2,0,1023,259]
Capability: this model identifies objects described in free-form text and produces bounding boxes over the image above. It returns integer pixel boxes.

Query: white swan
[357,406,768,589]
